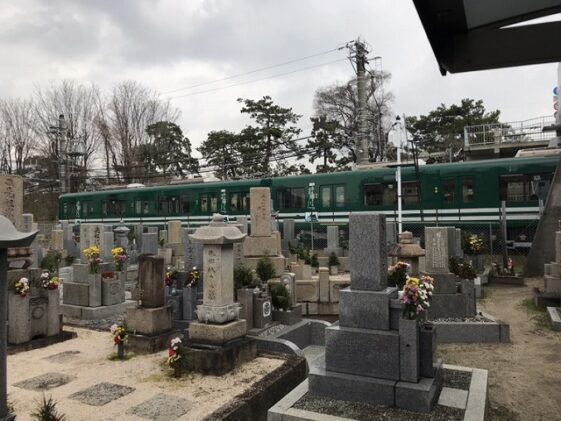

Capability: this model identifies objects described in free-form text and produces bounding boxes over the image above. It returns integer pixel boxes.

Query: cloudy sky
[1,0,558,154]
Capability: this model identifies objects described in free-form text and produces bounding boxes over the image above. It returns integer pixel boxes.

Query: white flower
[110,324,118,334]
[20,277,29,286]
[170,337,182,347]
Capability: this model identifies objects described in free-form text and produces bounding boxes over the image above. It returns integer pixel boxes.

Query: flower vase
[173,363,182,378]
[398,317,420,382]
[117,342,125,360]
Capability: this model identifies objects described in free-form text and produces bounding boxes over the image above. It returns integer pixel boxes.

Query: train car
[58,155,559,245]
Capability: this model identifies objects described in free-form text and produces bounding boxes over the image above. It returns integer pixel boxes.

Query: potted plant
[110,324,128,360]
[328,252,340,275]
[270,281,302,325]
[167,337,185,378]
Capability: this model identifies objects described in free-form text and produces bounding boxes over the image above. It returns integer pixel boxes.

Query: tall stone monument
[126,255,175,352]
[0,175,23,230]
[308,213,441,412]
[424,227,476,319]
[243,187,286,275]
[187,214,256,375]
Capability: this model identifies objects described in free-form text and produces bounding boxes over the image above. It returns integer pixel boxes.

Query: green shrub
[269,282,290,311]
[328,252,340,267]
[31,395,66,421]
[40,251,61,273]
[64,254,76,266]
[256,257,275,283]
[234,263,256,289]
[310,253,319,268]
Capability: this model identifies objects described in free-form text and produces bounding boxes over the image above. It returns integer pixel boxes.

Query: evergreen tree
[198,130,241,180]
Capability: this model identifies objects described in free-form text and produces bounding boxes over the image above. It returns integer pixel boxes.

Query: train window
[321,186,331,208]
[103,200,126,216]
[462,178,475,203]
[135,200,150,214]
[383,183,397,206]
[180,196,190,213]
[402,182,419,205]
[335,185,345,207]
[200,194,208,212]
[230,193,241,211]
[159,197,179,215]
[277,188,305,209]
[210,194,218,213]
[500,176,525,201]
[242,192,250,211]
[443,179,455,203]
[364,184,382,206]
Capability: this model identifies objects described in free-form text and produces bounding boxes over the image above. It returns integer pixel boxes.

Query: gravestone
[22,214,33,233]
[308,213,441,412]
[187,214,256,375]
[79,224,105,260]
[0,175,23,230]
[167,220,183,244]
[324,226,341,256]
[51,230,64,251]
[282,219,295,255]
[424,227,454,274]
[141,233,158,255]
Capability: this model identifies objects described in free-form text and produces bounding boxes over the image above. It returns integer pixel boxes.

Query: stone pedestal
[8,294,30,345]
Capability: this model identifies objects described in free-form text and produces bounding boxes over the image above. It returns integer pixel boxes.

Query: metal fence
[292,220,538,272]
[464,115,556,147]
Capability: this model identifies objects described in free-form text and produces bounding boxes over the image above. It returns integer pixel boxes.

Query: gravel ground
[293,394,463,421]
[291,368,469,420]
[258,323,287,337]
[432,313,495,323]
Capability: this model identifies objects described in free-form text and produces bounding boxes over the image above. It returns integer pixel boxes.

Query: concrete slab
[438,387,468,409]
[547,306,561,331]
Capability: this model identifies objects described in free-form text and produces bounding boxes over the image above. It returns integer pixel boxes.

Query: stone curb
[546,306,561,331]
[433,312,510,343]
[267,364,489,421]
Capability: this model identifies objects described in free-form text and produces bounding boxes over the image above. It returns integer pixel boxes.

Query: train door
[319,184,346,217]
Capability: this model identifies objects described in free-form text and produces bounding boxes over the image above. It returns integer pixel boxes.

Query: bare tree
[34,80,104,187]
[0,98,38,174]
[100,81,179,182]
[314,71,394,163]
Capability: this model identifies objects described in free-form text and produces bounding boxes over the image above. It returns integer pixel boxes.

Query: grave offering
[423,227,476,319]
[126,255,175,353]
[187,214,256,375]
[243,187,286,275]
[308,213,442,412]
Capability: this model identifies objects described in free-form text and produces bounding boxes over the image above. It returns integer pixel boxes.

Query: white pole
[396,120,403,234]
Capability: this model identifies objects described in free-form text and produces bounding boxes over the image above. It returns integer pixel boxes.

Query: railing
[464,116,557,147]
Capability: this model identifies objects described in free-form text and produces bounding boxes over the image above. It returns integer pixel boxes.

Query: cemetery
[1,180,560,420]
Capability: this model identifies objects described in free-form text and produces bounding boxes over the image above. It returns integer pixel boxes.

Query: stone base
[186,337,257,376]
[308,358,442,412]
[196,303,241,324]
[172,320,192,331]
[127,306,173,336]
[490,274,525,285]
[429,293,472,319]
[534,290,560,309]
[546,307,561,331]
[425,272,457,294]
[188,319,247,345]
[61,301,132,320]
[339,287,397,330]
[243,236,280,257]
[127,330,177,353]
[272,304,302,325]
[243,256,286,276]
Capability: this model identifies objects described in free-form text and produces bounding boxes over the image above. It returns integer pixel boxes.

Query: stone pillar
[324,226,341,255]
[51,229,64,251]
[0,175,23,230]
[349,214,387,290]
[250,187,272,237]
[138,255,165,308]
[282,219,295,255]
[167,220,183,244]
[319,267,330,302]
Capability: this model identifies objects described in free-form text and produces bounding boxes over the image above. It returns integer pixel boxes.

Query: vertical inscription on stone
[204,245,221,306]
[250,187,272,237]
[425,228,449,273]
[0,175,23,230]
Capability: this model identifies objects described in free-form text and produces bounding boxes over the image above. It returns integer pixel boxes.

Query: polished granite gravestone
[308,213,442,413]
[423,227,476,319]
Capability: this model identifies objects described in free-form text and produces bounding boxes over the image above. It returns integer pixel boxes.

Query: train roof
[59,155,560,199]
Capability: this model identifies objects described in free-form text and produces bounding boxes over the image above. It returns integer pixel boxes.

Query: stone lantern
[389,231,426,276]
[113,224,130,249]
[0,216,37,421]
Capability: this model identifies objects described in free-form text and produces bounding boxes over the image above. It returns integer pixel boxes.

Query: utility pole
[349,39,370,165]
[49,114,68,194]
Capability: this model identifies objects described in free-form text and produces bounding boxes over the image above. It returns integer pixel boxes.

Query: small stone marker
[127,393,193,421]
[69,382,135,406]
[14,373,75,391]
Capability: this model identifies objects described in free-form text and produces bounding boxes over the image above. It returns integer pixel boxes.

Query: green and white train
[59,155,559,244]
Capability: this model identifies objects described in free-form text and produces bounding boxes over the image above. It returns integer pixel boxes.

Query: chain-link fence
[291,219,538,272]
